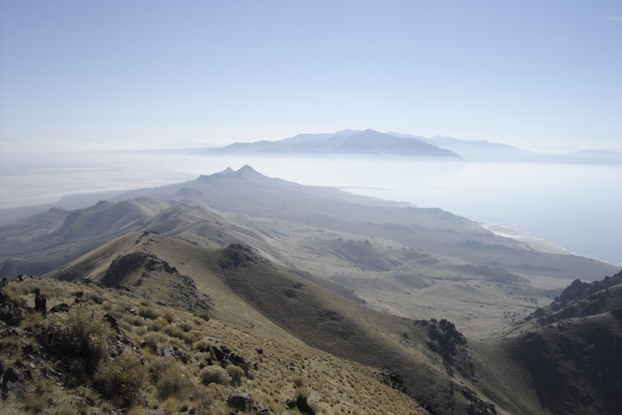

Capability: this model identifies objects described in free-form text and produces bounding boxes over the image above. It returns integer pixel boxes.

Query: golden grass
[0,277,428,415]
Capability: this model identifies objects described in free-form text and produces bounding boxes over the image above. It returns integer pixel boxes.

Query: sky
[1,1,621,150]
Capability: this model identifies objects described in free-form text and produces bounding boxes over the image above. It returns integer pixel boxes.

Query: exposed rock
[461,386,497,415]
[157,345,188,362]
[34,287,47,315]
[530,270,622,326]
[379,368,407,394]
[103,313,119,331]
[219,244,270,270]
[2,367,26,399]
[226,390,253,412]
[295,395,315,415]
[102,251,212,313]
[426,318,472,376]
[283,395,315,415]
[101,252,159,287]
[0,288,21,326]
[49,303,70,313]
[210,345,253,375]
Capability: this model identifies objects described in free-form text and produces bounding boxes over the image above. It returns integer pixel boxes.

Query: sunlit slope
[46,232,501,415]
[0,277,430,415]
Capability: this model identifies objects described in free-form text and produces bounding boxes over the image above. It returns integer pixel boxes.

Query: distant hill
[208,129,461,158]
[387,132,536,160]
[1,166,617,339]
[201,128,622,163]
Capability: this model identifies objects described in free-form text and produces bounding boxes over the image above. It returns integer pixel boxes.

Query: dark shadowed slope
[479,270,622,415]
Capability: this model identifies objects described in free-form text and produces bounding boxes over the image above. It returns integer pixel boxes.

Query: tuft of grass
[227,365,244,386]
[293,375,305,388]
[42,304,110,374]
[156,366,189,400]
[179,322,193,332]
[86,290,105,304]
[139,306,160,320]
[199,366,230,385]
[143,333,160,351]
[193,339,211,353]
[94,353,146,404]
[193,311,211,322]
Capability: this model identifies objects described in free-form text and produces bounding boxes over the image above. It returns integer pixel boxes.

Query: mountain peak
[219,167,236,175]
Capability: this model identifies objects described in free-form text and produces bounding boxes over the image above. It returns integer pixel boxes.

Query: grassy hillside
[4,230,621,415]
[0,277,429,415]
[44,232,500,415]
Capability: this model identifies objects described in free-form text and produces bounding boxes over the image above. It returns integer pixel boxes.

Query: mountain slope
[2,166,617,339]
[492,271,622,415]
[46,232,500,415]
[43,230,622,415]
[0,276,430,415]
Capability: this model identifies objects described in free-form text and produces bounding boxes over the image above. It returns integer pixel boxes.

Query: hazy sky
[1,1,621,150]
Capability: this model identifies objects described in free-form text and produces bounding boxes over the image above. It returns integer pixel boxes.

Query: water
[1,150,620,264]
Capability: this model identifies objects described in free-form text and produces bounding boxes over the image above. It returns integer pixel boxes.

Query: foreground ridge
[0,276,429,415]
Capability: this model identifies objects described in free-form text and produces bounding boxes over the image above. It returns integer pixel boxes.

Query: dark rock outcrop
[34,287,47,315]
[226,390,253,412]
[0,287,21,326]
[1,367,26,399]
[49,303,70,313]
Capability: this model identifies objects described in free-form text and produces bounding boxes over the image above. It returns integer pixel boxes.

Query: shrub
[95,353,146,404]
[143,333,160,351]
[42,304,110,372]
[193,339,211,353]
[163,312,175,324]
[148,321,162,332]
[293,375,305,388]
[193,311,211,322]
[227,365,244,385]
[156,366,188,400]
[179,322,193,333]
[199,366,230,385]
[139,307,159,320]
[86,290,104,304]
[4,285,21,306]
[148,357,174,382]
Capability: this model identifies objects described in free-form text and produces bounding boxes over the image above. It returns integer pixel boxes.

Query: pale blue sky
[1,1,621,149]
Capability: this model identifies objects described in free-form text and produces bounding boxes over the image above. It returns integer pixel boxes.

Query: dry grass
[0,277,428,415]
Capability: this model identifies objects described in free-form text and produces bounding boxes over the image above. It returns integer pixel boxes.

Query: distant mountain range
[205,129,622,163]
[208,129,461,158]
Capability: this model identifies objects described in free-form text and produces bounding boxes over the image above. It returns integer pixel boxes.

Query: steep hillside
[6,229,621,415]
[0,277,429,415]
[488,271,622,415]
[46,232,501,415]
